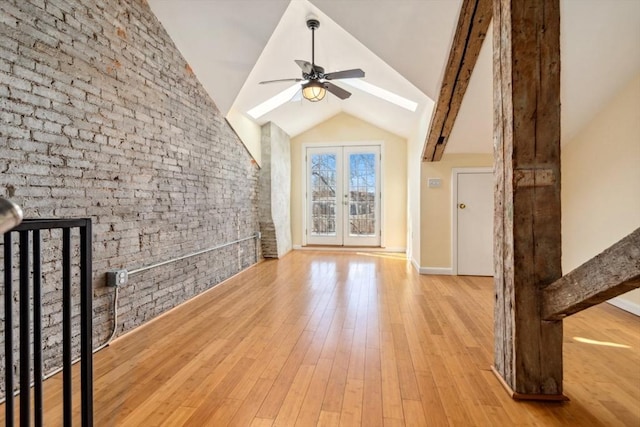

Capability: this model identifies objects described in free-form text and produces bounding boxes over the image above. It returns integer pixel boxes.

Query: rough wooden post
[493,0,566,399]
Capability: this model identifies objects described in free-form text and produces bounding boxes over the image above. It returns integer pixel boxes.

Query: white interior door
[455,170,493,276]
[306,145,381,246]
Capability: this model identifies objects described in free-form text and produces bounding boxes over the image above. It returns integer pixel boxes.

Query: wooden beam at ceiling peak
[421,0,492,162]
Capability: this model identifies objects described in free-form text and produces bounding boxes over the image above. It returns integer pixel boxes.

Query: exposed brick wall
[0,0,260,394]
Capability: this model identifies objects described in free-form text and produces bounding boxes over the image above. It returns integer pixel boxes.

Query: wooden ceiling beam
[421,0,492,162]
[542,228,640,321]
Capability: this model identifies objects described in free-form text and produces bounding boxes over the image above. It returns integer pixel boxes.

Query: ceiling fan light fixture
[302,81,326,102]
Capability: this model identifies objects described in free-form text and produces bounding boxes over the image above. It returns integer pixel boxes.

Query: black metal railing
[3,219,93,427]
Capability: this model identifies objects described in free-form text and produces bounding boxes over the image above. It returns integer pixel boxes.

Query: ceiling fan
[259,18,365,102]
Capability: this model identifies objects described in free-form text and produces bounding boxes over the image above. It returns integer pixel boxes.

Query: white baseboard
[410,259,452,275]
[383,247,406,253]
[293,245,406,253]
[419,266,453,275]
[411,258,421,273]
[608,297,640,316]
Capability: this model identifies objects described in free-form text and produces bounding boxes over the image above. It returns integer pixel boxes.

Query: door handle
[459,203,466,209]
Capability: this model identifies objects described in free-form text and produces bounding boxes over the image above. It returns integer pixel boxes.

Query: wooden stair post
[493,0,566,399]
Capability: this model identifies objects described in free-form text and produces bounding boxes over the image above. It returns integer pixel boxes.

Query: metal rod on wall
[128,233,261,276]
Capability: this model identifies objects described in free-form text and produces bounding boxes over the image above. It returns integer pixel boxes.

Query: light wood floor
[3,251,640,426]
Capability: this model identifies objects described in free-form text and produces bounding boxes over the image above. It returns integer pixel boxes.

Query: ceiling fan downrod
[307,19,320,70]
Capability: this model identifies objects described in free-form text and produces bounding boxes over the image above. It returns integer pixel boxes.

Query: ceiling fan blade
[324,68,365,80]
[294,60,313,74]
[259,78,303,84]
[324,82,351,100]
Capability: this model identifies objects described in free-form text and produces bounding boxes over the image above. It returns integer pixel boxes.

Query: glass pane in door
[310,153,337,236]
[348,153,376,237]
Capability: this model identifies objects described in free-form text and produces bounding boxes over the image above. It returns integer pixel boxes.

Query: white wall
[406,102,433,268]
[420,153,493,271]
[562,73,640,315]
[226,107,262,166]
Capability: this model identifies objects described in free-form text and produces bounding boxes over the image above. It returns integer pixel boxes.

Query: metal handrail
[3,217,93,427]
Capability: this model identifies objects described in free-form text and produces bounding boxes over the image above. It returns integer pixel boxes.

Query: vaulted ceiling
[148,0,640,153]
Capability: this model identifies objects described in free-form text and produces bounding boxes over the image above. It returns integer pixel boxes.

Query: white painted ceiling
[232,0,436,138]
[447,0,640,153]
[147,0,460,139]
[148,0,640,152]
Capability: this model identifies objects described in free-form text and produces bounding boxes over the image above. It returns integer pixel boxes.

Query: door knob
[459,203,466,209]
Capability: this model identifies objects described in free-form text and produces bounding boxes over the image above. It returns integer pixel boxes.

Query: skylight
[339,79,418,112]
[247,83,302,119]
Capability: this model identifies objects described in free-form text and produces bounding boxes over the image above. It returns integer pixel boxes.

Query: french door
[306,145,381,246]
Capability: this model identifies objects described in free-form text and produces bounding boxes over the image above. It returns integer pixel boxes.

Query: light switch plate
[428,178,442,188]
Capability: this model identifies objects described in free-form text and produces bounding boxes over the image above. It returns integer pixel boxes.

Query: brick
[25,175,61,187]
[33,130,69,145]
[10,87,51,108]
[0,110,20,125]
[1,125,30,139]
[0,10,19,28]
[11,50,38,72]
[8,138,47,152]
[62,125,78,137]
[52,80,85,99]
[66,158,93,169]
[0,34,19,52]
[14,185,50,197]
[43,120,62,134]
[70,78,99,96]
[50,166,82,177]
[0,98,35,115]
[0,70,32,91]
[8,162,51,175]
[27,153,64,166]
[49,144,83,159]
[51,98,86,118]
[78,129,94,141]
[35,107,72,125]
[0,59,10,73]
[51,187,85,197]
[45,2,64,20]
[0,147,25,161]
[36,62,73,84]
[33,85,70,104]
[86,93,112,110]
[23,116,44,130]
[13,64,53,86]
[54,207,87,216]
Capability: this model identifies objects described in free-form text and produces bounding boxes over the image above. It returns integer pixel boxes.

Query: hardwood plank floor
[2,250,639,426]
